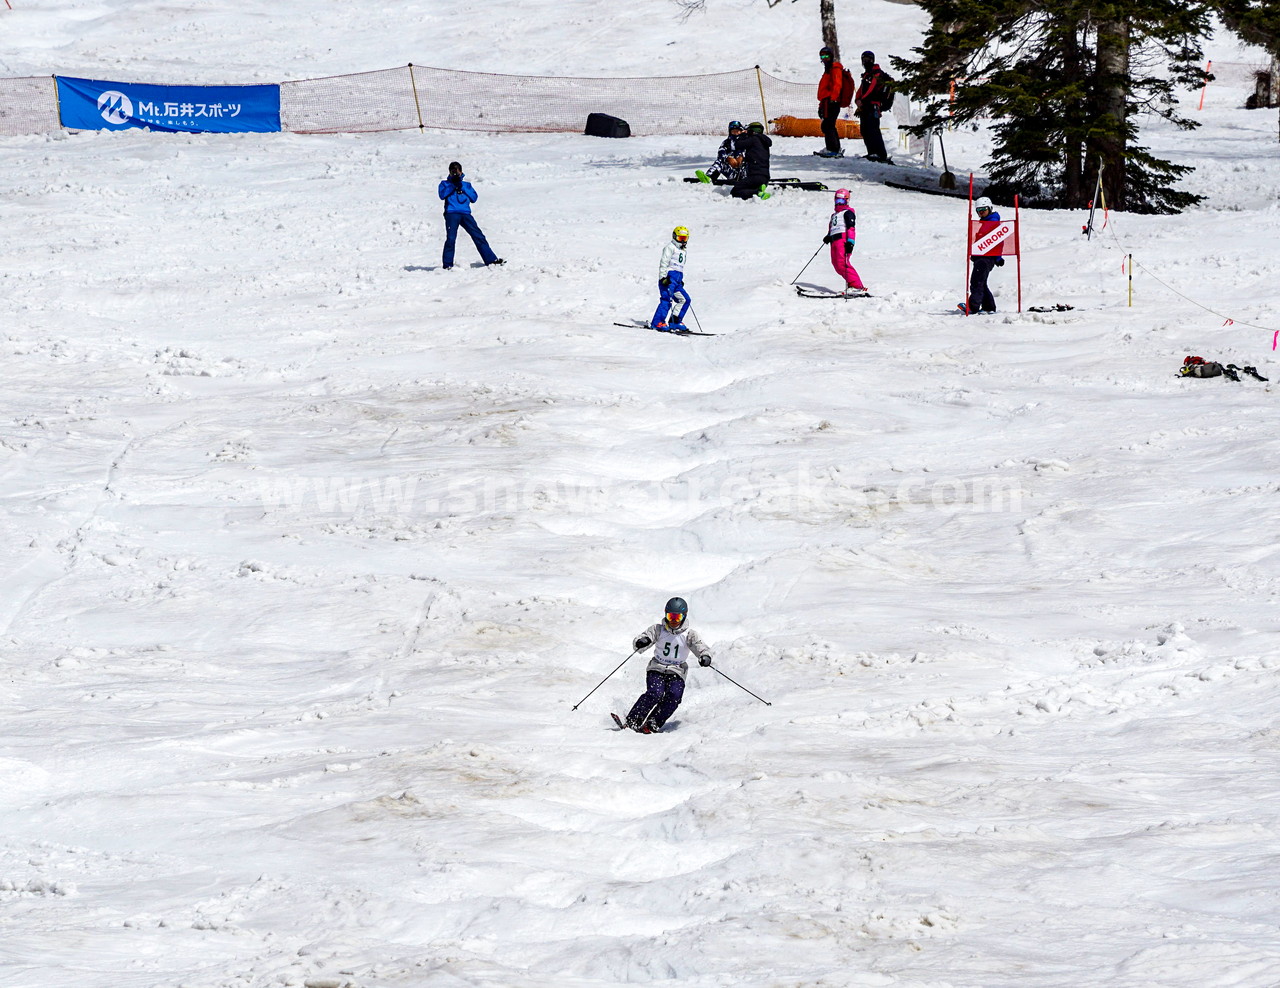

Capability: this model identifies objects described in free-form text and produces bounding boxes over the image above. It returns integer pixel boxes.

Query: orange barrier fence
[772,115,861,139]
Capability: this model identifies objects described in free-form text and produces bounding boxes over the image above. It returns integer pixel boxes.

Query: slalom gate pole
[790,243,824,285]
[571,649,640,710]
[712,665,772,706]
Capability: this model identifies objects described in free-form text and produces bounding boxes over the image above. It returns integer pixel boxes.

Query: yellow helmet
[672,226,690,246]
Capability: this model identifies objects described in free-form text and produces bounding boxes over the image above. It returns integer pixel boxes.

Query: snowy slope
[3,3,1280,988]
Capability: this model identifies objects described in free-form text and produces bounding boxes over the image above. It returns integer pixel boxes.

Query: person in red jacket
[964,196,1005,314]
[854,50,892,163]
[815,46,845,158]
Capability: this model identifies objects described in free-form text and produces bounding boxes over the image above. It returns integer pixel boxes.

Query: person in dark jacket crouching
[731,122,773,200]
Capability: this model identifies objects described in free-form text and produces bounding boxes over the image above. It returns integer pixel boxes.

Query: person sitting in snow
[731,122,773,200]
[697,120,749,184]
[650,225,692,331]
[823,188,866,294]
[624,597,712,733]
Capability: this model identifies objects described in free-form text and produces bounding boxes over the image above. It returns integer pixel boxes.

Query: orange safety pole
[1198,60,1212,110]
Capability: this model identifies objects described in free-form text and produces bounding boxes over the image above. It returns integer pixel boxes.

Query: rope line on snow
[1101,214,1280,345]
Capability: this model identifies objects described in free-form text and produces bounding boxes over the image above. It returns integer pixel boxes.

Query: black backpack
[878,73,896,111]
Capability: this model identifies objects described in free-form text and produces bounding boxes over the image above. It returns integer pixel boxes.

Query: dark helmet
[861,50,876,63]
[664,597,688,630]
[747,121,765,135]
[819,46,834,61]
[728,120,744,133]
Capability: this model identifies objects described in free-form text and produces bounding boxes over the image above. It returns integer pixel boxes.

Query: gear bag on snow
[1179,355,1268,382]
[585,113,631,138]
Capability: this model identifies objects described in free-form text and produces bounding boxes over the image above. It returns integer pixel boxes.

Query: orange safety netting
[281,65,814,136]
[1,64,919,141]
[0,76,60,136]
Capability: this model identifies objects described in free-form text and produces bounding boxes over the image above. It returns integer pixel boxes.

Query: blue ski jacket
[439,176,479,214]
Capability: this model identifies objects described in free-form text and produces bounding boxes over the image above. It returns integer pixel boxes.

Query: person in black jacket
[854,51,893,164]
[731,122,772,200]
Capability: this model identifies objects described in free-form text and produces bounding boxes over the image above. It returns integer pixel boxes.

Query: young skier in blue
[621,597,713,733]
[651,226,691,331]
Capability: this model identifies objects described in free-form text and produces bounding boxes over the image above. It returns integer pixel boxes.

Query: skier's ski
[611,712,629,731]
[683,177,828,191]
[613,321,717,336]
[795,286,871,299]
[767,179,829,191]
[885,179,969,200]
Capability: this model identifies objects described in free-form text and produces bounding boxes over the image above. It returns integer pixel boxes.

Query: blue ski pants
[652,275,691,328]
[443,211,498,268]
[627,670,685,729]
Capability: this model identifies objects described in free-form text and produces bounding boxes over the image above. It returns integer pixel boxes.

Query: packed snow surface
[2,2,1279,987]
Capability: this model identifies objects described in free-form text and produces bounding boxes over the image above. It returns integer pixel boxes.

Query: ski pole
[689,303,704,334]
[571,648,640,710]
[790,243,824,285]
[711,665,772,705]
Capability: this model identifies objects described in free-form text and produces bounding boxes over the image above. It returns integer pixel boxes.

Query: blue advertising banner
[55,76,281,134]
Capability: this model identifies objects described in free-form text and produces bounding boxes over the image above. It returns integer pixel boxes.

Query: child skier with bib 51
[620,597,712,733]
[651,226,692,331]
[824,188,866,294]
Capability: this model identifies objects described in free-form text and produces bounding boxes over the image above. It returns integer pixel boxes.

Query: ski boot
[695,169,713,184]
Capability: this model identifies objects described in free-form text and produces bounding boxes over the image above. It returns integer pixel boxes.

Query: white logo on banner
[973,222,1013,255]
[97,91,133,126]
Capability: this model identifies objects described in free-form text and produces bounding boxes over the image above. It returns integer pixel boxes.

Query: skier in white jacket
[650,226,692,332]
[622,596,712,733]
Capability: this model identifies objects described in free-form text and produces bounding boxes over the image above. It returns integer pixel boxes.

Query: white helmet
[974,196,994,213]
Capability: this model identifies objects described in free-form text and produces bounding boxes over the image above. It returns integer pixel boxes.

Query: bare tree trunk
[821,0,840,63]
[1095,16,1130,210]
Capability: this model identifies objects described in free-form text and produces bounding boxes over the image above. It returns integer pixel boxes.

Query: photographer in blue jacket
[439,161,504,270]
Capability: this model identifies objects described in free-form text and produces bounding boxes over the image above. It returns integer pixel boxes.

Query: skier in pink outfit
[823,189,865,293]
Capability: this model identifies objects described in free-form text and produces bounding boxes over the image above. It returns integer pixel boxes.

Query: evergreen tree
[895,0,1212,213]
[1215,0,1280,138]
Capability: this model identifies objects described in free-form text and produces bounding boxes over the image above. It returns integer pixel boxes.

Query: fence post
[755,65,768,127]
[408,63,425,132]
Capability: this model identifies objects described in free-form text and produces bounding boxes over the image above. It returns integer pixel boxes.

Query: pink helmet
[834,188,851,203]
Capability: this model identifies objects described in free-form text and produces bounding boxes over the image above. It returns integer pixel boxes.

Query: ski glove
[823,235,836,244]
[659,276,671,288]
[699,654,712,667]
[994,257,1005,267]
[844,241,854,256]
[634,635,653,651]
